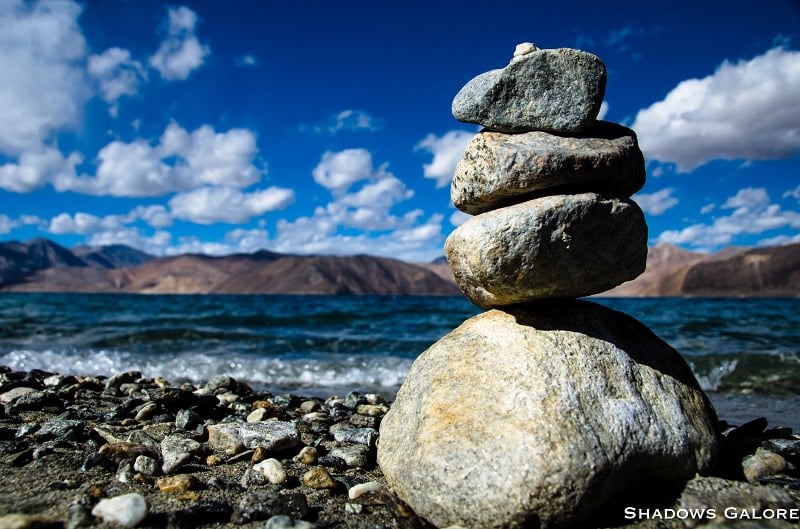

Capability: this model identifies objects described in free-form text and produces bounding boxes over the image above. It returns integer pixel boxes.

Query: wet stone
[264,514,315,529]
[175,408,203,430]
[156,474,199,493]
[164,501,233,528]
[293,446,318,465]
[231,489,309,524]
[349,414,378,429]
[15,422,41,438]
[253,458,288,485]
[160,434,202,474]
[6,390,64,414]
[743,448,788,483]
[302,466,338,489]
[328,445,369,469]
[251,446,269,463]
[134,402,158,421]
[331,426,377,447]
[100,441,155,462]
[762,438,800,460]
[133,455,159,476]
[0,387,37,404]
[0,513,62,529]
[104,371,142,395]
[35,418,86,441]
[240,421,300,451]
[207,422,244,455]
[91,493,148,528]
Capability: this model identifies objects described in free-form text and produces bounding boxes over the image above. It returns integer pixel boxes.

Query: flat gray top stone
[452,47,606,133]
[452,121,645,214]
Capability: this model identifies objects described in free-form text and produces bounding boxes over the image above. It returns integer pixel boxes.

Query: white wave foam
[692,358,739,391]
[0,349,412,396]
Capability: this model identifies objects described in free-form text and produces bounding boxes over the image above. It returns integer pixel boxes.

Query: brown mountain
[1,239,797,297]
[601,242,799,297]
[0,239,461,296]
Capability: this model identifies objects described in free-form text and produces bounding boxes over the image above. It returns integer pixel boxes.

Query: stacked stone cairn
[378,44,720,529]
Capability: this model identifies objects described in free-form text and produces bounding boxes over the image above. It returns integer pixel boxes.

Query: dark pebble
[7,390,64,414]
[175,408,203,430]
[762,438,800,461]
[231,489,309,524]
[35,418,87,441]
[80,452,117,472]
[165,501,234,529]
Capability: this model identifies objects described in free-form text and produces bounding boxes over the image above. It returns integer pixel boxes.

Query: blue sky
[0,0,798,262]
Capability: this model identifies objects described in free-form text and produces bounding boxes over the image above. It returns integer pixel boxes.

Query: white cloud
[657,187,800,248]
[758,233,800,247]
[149,6,209,81]
[48,212,111,234]
[449,210,471,227]
[236,53,258,67]
[129,205,173,229]
[330,110,378,133]
[597,101,609,121]
[300,110,379,135]
[161,124,261,188]
[0,213,44,234]
[338,176,413,210]
[224,228,272,253]
[270,148,444,261]
[633,47,800,171]
[0,214,15,235]
[416,130,475,188]
[312,149,387,193]
[700,203,716,215]
[0,0,89,156]
[57,122,263,197]
[169,186,294,224]
[723,187,769,209]
[88,228,173,255]
[88,47,145,116]
[0,147,82,193]
[784,184,800,201]
[47,206,162,235]
[272,212,444,262]
[633,188,679,216]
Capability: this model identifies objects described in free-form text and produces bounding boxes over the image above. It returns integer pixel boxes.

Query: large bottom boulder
[378,300,719,529]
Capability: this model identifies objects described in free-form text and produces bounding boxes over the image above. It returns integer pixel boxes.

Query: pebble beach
[1,366,799,529]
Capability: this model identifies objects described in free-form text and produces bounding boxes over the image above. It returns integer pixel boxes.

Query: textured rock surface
[452,48,606,133]
[445,193,647,307]
[378,301,719,529]
[452,122,645,214]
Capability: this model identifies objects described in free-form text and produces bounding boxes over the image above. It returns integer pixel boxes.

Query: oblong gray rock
[452,48,606,133]
[377,301,719,529]
[452,122,645,214]
[240,421,300,451]
[445,193,647,307]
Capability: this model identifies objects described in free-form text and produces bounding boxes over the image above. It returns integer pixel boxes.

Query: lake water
[1,293,798,429]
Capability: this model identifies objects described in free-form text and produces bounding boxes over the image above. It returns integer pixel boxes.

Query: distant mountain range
[0,238,461,296]
[601,242,800,297]
[0,238,797,297]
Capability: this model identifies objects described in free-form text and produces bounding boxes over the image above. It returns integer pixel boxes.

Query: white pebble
[91,493,148,528]
[348,480,384,500]
[513,42,538,56]
[253,458,287,485]
[511,42,539,63]
[246,408,268,423]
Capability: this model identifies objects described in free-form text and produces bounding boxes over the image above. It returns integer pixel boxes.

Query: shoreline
[1,367,799,529]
